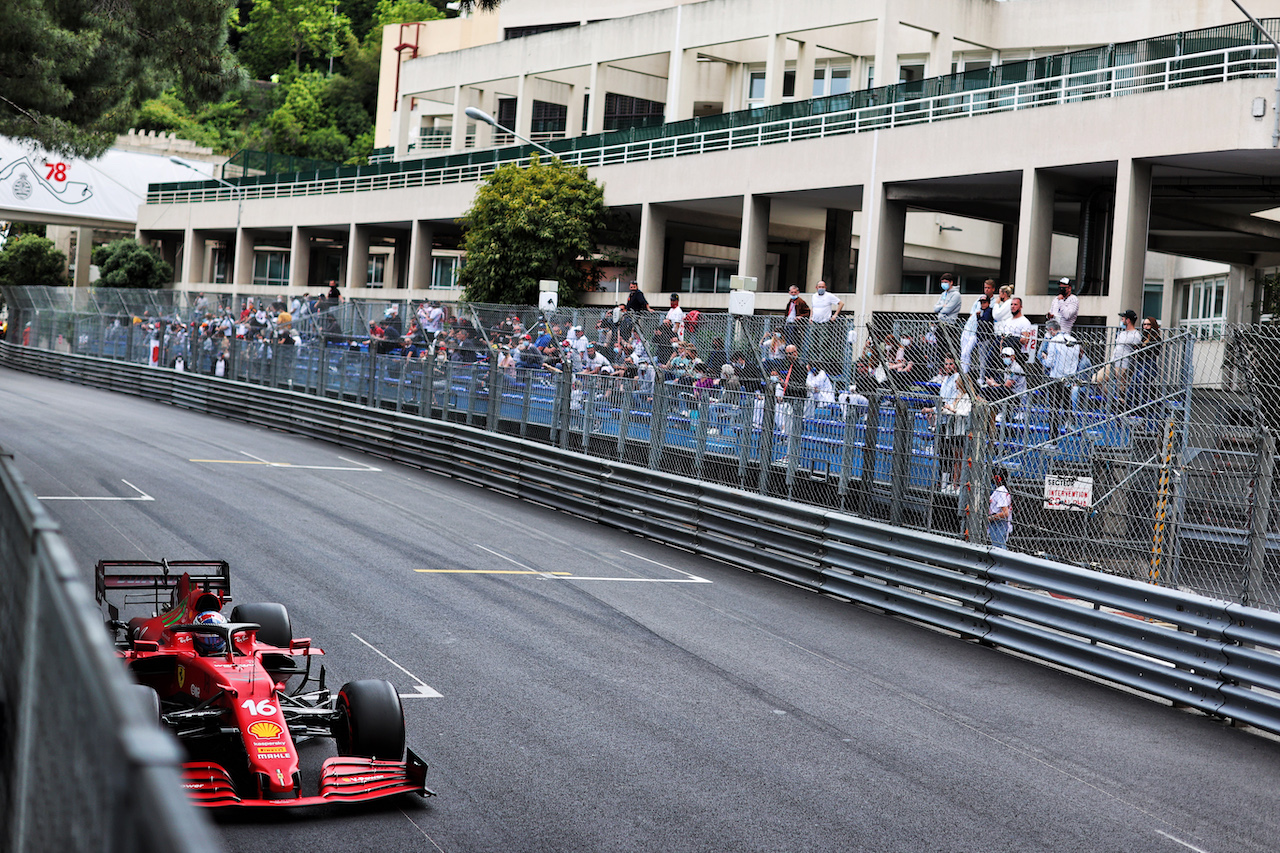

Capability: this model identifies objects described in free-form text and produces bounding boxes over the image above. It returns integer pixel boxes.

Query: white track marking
[349,632,442,698]
[1154,830,1212,853]
[37,479,154,501]
[472,544,558,579]
[619,549,712,582]
[188,452,380,471]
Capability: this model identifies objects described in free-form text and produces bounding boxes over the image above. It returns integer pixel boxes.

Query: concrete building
[139,0,1280,332]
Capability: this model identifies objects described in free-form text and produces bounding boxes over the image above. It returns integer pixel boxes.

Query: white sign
[1043,475,1092,511]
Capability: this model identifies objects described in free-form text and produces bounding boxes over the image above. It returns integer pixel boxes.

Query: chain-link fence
[4,287,1276,609]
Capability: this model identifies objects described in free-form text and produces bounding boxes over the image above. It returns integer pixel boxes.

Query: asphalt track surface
[3,367,1280,853]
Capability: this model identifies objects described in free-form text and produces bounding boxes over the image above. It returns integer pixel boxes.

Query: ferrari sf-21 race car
[95,558,434,808]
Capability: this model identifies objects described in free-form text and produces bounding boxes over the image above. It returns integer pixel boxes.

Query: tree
[241,0,354,74]
[457,157,611,306]
[0,0,242,159]
[92,240,173,289]
[0,234,68,288]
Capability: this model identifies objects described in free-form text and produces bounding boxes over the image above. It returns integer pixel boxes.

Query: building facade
[139,0,1280,329]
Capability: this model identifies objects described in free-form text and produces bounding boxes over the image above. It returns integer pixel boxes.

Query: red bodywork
[97,560,430,808]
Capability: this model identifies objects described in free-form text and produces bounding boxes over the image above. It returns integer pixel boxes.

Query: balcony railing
[148,20,1279,205]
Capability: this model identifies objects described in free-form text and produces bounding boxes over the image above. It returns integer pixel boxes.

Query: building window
[680,265,735,294]
[431,256,462,289]
[211,244,229,284]
[813,64,852,97]
[367,255,385,289]
[252,251,290,287]
[602,93,664,131]
[1180,275,1227,339]
[1142,280,1163,322]
[747,67,797,106]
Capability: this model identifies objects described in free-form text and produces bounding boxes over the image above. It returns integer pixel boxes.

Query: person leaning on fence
[922,355,961,428]
[782,285,811,346]
[932,272,962,358]
[1132,317,1162,416]
[987,467,1013,549]
[624,281,652,313]
[1037,318,1082,432]
[809,280,844,368]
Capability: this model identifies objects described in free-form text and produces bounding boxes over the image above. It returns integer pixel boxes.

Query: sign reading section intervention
[1043,475,1092,511]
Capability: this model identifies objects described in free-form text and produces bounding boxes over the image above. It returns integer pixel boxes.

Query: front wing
[182,749,433,808]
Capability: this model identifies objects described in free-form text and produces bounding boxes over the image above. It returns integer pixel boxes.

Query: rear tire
[333,679,405,760]
[230,602,292,649]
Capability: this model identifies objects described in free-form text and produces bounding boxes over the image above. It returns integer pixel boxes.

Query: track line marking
[350,632,442,699]
[472,544,559,579]
[38,479,154,501]
[1154,830,1212,853]
[619,549,712,583]
[416,569,573,575]
[189,452,380,472]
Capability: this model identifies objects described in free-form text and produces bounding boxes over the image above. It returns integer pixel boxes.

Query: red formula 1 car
[95,559,434,808]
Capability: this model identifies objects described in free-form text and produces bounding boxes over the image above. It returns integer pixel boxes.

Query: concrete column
[1107,157,1153,316]
[514,74,533,141]
[796,41,816,101]
[637,203,669,292]
[395,94,414,158]
[999,222,1018,288]
[929,30,955,78]
[233,228,255,287]
[739,194,772,283]
[289,226,310,288]
[474,89,494,148]
[872,1,901,87]
[406,220,435,290]
[765,34,788,105]
[586,62,609,135]
[1014,168,1055,299]
[391,230,409,290]
[666,46,699,121]
[567,81,587,139]
[724,62,745,112]
[1226,264,1252,325]
[346,224,371,290]
[822,209,854,291]
[663,233,686,292]
[181,227,206,286]
[72,226,93,287]
[451,85,469,151]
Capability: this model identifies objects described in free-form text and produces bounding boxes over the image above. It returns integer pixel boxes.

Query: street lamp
[170,156,243,283]
[464,106,559,158]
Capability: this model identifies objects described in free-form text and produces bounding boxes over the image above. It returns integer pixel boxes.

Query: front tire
[333,679,405,760]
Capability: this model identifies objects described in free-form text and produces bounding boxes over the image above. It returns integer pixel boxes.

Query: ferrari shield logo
[276,769,285,787]
[176,665,185,688]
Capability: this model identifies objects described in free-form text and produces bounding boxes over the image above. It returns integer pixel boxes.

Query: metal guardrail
[146,33,1279,206]
[0,439,223,852]
[4,341,1280,739]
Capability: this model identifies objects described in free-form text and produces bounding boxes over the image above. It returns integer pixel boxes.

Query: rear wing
[95,559,231,619]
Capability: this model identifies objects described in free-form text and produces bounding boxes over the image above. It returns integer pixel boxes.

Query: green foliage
[135,91,252,154]
[241,0,354,74]
[0,234,67,288]
[373,1,446,28]
[457,158,610,306]
[0,0,243,158]
[260,70,380,161]
[1260,270,1280,321]
[91,240,173,290]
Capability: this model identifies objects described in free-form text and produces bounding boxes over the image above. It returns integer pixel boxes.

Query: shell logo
[248,721,282,739]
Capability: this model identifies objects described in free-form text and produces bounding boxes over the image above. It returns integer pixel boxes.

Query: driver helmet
[193,610,228,654]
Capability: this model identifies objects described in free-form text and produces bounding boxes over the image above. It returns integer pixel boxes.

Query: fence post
[648,378,669,470]
[891,394,910,527]
[966,397,992,545]
[1245,429,1276,608]
[486,354,500,431]
[558,369,572,450]
[757,379,778,495]
[860,390,881,514]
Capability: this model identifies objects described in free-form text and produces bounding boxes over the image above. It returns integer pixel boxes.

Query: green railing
[149,19,1279,205]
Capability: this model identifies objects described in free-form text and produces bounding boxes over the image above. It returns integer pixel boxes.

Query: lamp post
[464,106,559,158]
[169,156,243,284]
[1227,0,1280,147]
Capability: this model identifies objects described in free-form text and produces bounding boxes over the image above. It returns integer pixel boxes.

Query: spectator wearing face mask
[809,280,844,368]
[1047,278,1080,335]
[782,285,811,346]
[987,467,1013,549]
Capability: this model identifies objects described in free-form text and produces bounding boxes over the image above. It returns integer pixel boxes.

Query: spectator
[983,346,1027,408]
[809,280,845,369]
[974,279,999,381]
[1047,278,1080,335]
[705,336,729,374]
[567,325,590,370]
[624,281,652,313]
[1002,297,1036,357]
[1133,317,1162,415]
[732,351,763,392]
[666,293,686,339]
[933,272,961,326]
[782,285,811,346]
[922,355,961,428]
[717,363,742,393]
[1037,318,1082,430]
[960,280,995,375]
[650,319,676,365]
[939,380,972,493]
[992,285,1014,342]
[805,362,835,418]
[581,342,614,375]
[662,341,692,379]
[987,467,1013,549]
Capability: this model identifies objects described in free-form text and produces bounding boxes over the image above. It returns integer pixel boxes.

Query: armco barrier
[0,441,222,851]
[4,342,1280,739]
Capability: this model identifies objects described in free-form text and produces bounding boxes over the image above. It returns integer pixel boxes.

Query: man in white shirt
[809,281,843,323]
[1003,297,1035,356]
[666,294,686,339]
[1047,278,1080,335]
[809,280,844,369]
[581,343,613,375]
[567,325,590,370]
